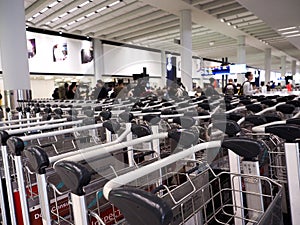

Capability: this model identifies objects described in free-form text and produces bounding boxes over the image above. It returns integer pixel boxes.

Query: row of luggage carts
[0,93,299,225]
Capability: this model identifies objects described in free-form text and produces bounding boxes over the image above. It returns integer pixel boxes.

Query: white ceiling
[24,0,300,73]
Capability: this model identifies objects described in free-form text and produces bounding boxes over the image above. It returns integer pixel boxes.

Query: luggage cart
[5,121,105,225]
[103,140,283,225]
[252,122,300,225]
[53,128,200,225]
[0,118,81,225]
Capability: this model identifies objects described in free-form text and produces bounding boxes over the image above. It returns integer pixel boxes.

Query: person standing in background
[241,72,258,96]
[94,80,108,100]
[286,81,292,92]
[223,78,238,96]
[260,81,267,94]
[205,77,219,96]
[113,79,126,97]
[66,82,77,99]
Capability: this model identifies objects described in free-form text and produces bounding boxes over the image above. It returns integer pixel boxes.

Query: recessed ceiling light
[59,31,62,34]
[59,13,68,18]
[85,12,95,17]
[32,12,41,18]
[49,1,59,8]
[68,7,78,13]
[286,33,300,38]
[282,30,299,35]
[220,18,225,22]
[45,21,51,25]
[108,0,120,7]
[96,6,106,12]
[233,25,237,29]
[277,26,297,32]
[51,17,59,22]
[68,21,76,26]
[227,22,231,26]
[79,1,90,8]
[76,16,85,22]
[40,7,49,13]
[28,17,33,22]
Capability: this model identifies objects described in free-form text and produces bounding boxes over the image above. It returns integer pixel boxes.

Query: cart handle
[103,140,221,200]
[252,112,300,133]
[0,118,67,131]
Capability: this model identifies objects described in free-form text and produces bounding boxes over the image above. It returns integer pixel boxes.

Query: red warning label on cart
[13,185,70,225]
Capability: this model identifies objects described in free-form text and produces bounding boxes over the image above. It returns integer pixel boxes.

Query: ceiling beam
[35,0,88,26]
[119,21,180,40]
[25,0,50,19]
[79,5,154,34]
[221,13,255,22]
[104,15,177,38]
[200,0,235,10]
[208,3,242,15]
[216,8,248,19]
[123,25,180,42]
[52,0,118,29]
[97,10,169,36]
[230,18,261,26]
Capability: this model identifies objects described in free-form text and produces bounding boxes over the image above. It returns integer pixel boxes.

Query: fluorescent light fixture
[59,12,68,18]
[108,0,120,7]
[96,6,106,12]
[76,16,85,22]
[51,17,59,22]
[286,33,300,38]
[85,12,95,17]
[277,26,296,32]
[220,18,225,22]
[28,17,33,22]
[68,7,78,13]
[49,1,59,7]
[282,30,299,35]
[68,21,76,26]
[79,1,90,8]
[45,21,51,25]
[62,24,68,28]
[33,12,41,18]
[40,7,49,13]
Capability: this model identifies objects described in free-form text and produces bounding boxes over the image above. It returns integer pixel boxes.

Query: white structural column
[291,60,296,76]
[0,0,31,109]
[161,50,167,88]
[93,39,105,84]
[264,48,272,83]
[237,36,246,85]
[281,56,286,76]
[180,9,193,91]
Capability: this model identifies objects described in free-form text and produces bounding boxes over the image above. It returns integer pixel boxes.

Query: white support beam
[123,25,180,42]
[52,0,118,29]
[105,16,178,39]
[200,0,235,10]
[216,8,248,19]
[118,20,180,41]
[35,0,88,27]
[209,3,242,15]
[25,0,50,19]
[79,5,154,34]
[97,10,169,36]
